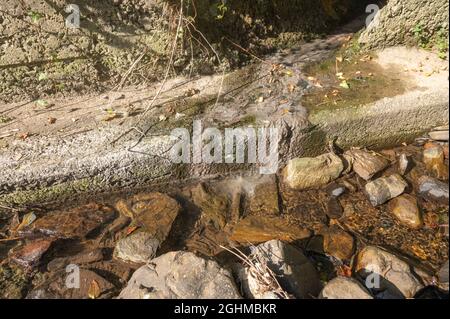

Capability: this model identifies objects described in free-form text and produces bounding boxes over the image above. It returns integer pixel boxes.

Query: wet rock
[418,176,449,205]
[10,239,54,269]
[364,174,408,206]
[321,226,355,260]
[319,277,373,299]
[282,153,344,190]
[326,197,343,219]
[30,203,115,239]
[230,216,311,244]
[0,264,30,299]
[113,232,160,264]
[398,153,409,175]
[437,260,449,291]
[47,249,104,272]
[344,149,390,180]
[355,246,424,299]
[423,145,448,180]
[189,184,228,229]
[246,175,280,216]
[42,268,115,299]
[118,251,241,299]
[242,240,322,299]
[388,194,422,229]
[116,192,180,242]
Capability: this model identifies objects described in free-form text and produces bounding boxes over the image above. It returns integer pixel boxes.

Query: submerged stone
[388,194,422,229]
[344,149,390,180]
[364,174,408,206]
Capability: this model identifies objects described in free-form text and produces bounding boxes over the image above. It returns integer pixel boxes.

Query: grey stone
[118,251,241,299]
[244,240,322,299]
[320,277,373,299]
[437,260,449,291]
[418,176,449,204]
[365,174,408,206]
[114,232,160,264]
[429,130,449,141]
[356,246,424,299]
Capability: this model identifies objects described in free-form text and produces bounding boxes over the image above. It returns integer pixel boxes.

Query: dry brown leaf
[48,117,56,124]
[16,212,37,231]
[88,279,101,299]
[126,226,139,237]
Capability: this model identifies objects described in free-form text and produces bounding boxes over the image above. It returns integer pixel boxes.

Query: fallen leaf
[337,264,352,277]
[88,280,101,299]
[339,80,350,89]
[102,114,119,122]
[336,56,344,63]
[16,212,37,231]
[18,132,30,140]
[48,117,56,124]
[126,226,139,237]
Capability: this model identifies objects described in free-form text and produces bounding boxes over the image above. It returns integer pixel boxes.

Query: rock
[355,246,424,299]
[418,176,449,205]
[113,232,160,264]
[364,174,408,206]
[244,240,322,299]
[319,277,373,299]
[398,153,409,175]
[326,197,343,219]
[189,184,228,229]
[388,194,422,229]
[423,145,448,180]
[344,149,390,180]
[237,266,284,299]
[326,183,346,197]
[116,192,180,242]
[47,249,104,272]
[282,153,344,190]
[118,251,241,299]
[429,130,449,141]
[230,216,311,244]
[321,226,355,260]
[30,203,115,239]
[44,268,115,299]
[437,260,449,291]
[10,239,54,269]
[246,175,280,216]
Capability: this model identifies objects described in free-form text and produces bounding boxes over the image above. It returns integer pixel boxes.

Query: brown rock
[190,184,228,230]
[423,145,448,180]
[116,192,180,242]
[246,175,280,216]
[230,216,311,244]
[388,194,422,229]
[30,203,115,239]
[47,249,104,272]
[344,149,390,180]
[321,226,355,260]
[365,174,408,206]
[326,197,343,219]
[10,239,54,269]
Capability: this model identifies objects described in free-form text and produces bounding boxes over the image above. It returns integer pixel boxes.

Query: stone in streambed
[326,197,343,219]
[320,226,355,260]
[423,145,448,180]
[230,215,311,244]
[388,194,422,229]
[47,249,104,272]
[10,238,54,269]
[240,240,322,299]
[418,176,449,205]
[114,232,160,264]
[364,174,408,206]
[115,192,180,242]
[429,130,449,142]
[29,203,115,239]
[119,251,241,299]
[319,277,373,299]
[282,153,344,190]
[437,260,449,291]
[355,246,424,299]
[344,149,390,180]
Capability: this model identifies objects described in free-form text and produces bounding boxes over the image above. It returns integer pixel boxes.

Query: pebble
[418,176,449,205]
[114,232,160,264]
[326,197,343,219]
[398,153,409,175]
[321,226,355,260]
[282,153,344,190]
[320,277,373,299]
[423,145,448,180]
[10,239,54,269]
[344,149,390,180]
[388,194,423,229]
[364,174,408,206]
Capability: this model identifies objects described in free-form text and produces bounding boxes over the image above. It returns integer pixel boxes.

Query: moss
[0,264,30,299]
